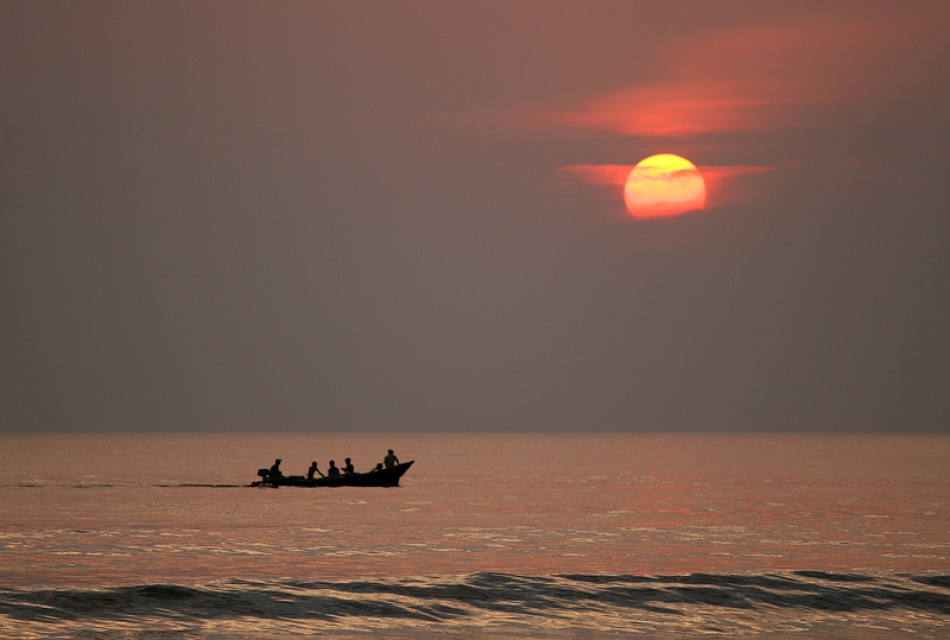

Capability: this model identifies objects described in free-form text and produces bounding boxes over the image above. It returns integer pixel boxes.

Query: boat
[252,461,414,488]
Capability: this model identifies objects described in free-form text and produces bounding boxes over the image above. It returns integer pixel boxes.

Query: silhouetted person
[343,458,355,474]
[370,463,383,472]
[307,461,323,480]
[384,449,399,469]
[269,458,283,479]
[327,460,340,476]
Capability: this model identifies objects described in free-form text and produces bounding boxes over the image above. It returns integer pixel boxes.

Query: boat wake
[156,483,247,488]
[2,571,948,638]
[6,481,256,489]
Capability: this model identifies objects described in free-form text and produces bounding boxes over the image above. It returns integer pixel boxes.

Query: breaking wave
[1,571,948,638]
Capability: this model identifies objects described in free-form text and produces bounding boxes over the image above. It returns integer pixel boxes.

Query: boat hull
[253,461,414,488]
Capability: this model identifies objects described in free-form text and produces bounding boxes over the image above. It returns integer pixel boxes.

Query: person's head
[329,460,336,466]
[376,463,382,470]
[275,459,281,464]
[345,458,351,463]
[388,449,394,455]
[310,461,316,466]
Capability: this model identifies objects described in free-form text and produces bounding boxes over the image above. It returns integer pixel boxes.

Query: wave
[1,571,948,637]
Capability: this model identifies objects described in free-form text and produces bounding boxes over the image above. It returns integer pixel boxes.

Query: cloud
[700,165,779,208]
[550,5,947,212]
[559,163,777,210]
[561,163,775,186]
[541,5,949,138]
[557,164,633,187]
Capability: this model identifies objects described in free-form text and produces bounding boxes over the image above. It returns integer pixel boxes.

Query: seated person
[269,458,283,479]
[307,461,322,480]
[343,458,355,474]
[384,449,399,469]
[326,460,340,476]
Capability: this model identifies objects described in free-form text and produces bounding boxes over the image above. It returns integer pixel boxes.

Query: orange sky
[545,3,949,214]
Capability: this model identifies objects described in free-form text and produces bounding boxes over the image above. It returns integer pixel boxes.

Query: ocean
[0,433,947,639]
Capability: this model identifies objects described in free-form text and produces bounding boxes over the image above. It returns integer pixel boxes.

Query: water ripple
[1,571,948,637]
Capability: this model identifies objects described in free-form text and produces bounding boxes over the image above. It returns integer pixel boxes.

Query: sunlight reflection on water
[1,433,947,637]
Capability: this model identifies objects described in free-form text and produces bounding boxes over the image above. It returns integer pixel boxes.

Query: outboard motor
[257,468,269,479]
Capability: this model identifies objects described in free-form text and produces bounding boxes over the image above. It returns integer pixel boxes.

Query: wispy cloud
[557,164,633,187]
[560,163,777,210]
[542,6,948,138]
[551,5,947,212]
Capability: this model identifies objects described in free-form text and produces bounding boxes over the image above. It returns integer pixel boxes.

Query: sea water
[0,433,947,638]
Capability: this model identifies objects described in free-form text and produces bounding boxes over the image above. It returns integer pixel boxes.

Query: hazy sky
[2,1,948,433]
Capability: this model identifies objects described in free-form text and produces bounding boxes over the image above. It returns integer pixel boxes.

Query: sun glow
[623,154,707,218]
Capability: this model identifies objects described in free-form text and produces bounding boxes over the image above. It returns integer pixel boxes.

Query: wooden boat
[252,461,414,488]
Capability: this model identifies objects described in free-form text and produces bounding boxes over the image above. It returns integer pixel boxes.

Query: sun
[623,154,706,218]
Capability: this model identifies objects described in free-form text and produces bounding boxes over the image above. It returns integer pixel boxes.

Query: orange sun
[623,154,706,218]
